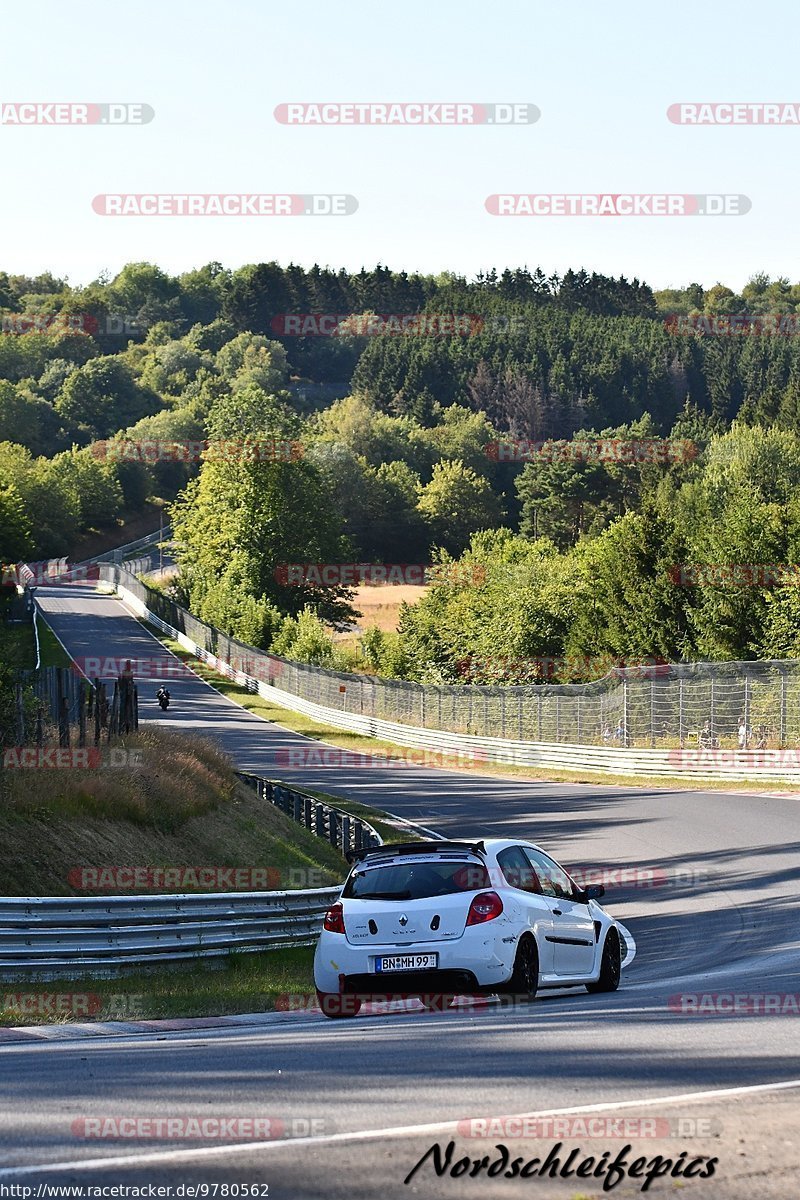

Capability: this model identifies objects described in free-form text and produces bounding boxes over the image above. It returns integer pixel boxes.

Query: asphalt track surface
[3,582,799,1197]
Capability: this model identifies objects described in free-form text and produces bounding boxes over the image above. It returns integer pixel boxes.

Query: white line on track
[3,1078,800,1177]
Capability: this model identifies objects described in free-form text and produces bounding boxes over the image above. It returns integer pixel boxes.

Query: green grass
[150,629,800,794]
[0,946,318,1026]
[0,617,70,671]
[0,725,347,895]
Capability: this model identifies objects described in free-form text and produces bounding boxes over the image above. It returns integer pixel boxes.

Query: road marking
[3,1077,800,1176]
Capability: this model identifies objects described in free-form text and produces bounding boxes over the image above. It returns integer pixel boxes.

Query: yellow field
[349,582,428,632]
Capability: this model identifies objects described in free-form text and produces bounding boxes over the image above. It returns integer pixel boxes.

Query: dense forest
[3,260,800,681]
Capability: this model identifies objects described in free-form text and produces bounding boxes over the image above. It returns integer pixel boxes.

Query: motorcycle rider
[156,684,171,709]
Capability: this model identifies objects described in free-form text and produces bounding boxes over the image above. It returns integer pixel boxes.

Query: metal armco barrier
[0,767,381,979]
[0,888,339,979]
[237,773,382,857]
[107,567,800,782]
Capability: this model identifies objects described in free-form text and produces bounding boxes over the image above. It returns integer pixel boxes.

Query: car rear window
[343,858,490,901]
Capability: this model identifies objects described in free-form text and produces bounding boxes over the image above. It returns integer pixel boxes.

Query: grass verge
[0,617,71,670]
[0,946,317,1025]
[0,725,346,895]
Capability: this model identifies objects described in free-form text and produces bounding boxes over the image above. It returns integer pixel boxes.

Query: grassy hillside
[0,727,346,895]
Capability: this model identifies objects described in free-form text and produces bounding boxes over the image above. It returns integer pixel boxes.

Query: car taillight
[323,902,345,934]
[466,891,504,925]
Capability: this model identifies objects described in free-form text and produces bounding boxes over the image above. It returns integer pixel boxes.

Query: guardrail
[88,528,170,565]
[237,773,382,858]
[106,567,800,781]
[0,773,381,980]
[0,888,340,979]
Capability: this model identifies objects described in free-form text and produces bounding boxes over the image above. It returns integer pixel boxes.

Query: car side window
[497,846,542,894]
[523,848,575,902]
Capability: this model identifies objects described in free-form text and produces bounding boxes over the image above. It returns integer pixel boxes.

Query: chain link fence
[105,565,800,751]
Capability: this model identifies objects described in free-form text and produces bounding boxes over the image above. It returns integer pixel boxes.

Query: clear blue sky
[1,0,798,291]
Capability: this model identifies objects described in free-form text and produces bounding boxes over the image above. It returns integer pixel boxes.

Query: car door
[523,847,597,978]
[495,846,555,974]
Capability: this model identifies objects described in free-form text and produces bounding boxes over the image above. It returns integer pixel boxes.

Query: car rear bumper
[314,928,517,994]
[341,968,482,997]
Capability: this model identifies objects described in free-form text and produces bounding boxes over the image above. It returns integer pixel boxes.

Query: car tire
[316,989,362,1018]
[586,928,621,994]
[503,935,539,1001]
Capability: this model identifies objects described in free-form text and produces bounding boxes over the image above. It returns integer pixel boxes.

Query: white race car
[314,838,632,1017]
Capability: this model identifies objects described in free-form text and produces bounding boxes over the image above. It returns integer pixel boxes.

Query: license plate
[374,953,438,973]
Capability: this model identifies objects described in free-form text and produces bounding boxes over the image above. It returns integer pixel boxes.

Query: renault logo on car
[399,914,408,926]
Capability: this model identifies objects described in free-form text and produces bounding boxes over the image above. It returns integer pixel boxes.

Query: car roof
[347,837,547,866]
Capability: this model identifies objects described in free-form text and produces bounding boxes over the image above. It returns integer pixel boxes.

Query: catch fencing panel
[105,565,800,751]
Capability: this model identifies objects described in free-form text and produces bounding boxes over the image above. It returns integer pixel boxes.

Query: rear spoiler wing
[345,840,486,866]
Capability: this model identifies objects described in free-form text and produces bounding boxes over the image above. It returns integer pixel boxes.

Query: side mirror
[582,884,605,902]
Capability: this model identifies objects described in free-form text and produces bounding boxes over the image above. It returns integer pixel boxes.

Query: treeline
[5,261,800,680]
[388,423,800,679]
[172,390,800,675]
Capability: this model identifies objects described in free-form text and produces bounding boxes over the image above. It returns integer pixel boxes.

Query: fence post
[576,694,582,743]
[555,694,560,742]
[622,677,629,747]
[744,675,750,738]
[57,669,70,748]
[328,810,338,848]
[341,815,351,853]
[78,684,87,749]
[678,676,685,748]
[314,804,325,838]
[710,677,715,741]
[109,681,119,739]
[650,679,655,748]
[500,688,506,738]
[780,671,788,747]
[293,793,303,823]
[304,794,312,829]
[15,684,25,745]
[537,690,543,741]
